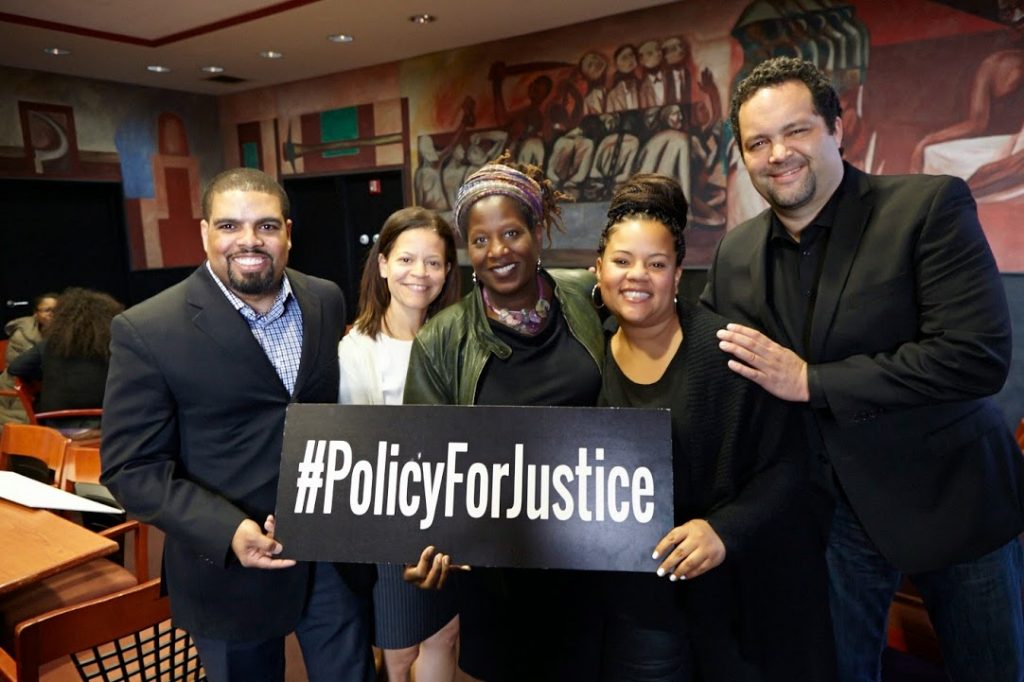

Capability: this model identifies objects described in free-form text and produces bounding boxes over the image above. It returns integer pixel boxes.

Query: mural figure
[607,45,641,113]
[638,40,667,108]
[577,51,609,115]
[415,136,449,211]
[662,36,697,108]
[415,38,728,210]
[689,69,729,227]
[416,97,478,211]
[546,115,599,199]
[586,111,642,198]
[909,28,1024,201]
[634,105,691,198]
[490,60,575,167]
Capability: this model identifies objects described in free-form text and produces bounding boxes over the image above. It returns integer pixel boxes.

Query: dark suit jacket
[101,266,345,640]
[702,164,1024,573]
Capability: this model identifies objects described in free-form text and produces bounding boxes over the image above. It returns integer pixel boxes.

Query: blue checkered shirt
[206,262,304,395]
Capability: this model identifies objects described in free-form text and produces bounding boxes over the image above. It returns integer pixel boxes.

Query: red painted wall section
[157,166,204,266]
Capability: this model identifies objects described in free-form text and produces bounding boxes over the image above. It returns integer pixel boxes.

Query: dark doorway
[284,170,405,323]
[0,179,130,327]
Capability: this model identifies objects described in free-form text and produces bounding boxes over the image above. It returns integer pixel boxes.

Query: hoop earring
[591,283,605,309]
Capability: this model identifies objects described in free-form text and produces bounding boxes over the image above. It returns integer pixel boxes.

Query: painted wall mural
[1,1,1021,272]
[384,0,1024,269]
[235,99,408,179]
[0,66,221,269]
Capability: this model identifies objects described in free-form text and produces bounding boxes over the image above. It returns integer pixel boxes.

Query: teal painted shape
[242,142,260,168]
[319,107,359,157]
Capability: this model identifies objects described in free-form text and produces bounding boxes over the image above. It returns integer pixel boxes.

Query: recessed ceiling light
[327,33,354,43]
[42,47,70,56]
[201,65,225,73]
[409,14,436,24]
[260,50,283,59]
[147,65,171,73]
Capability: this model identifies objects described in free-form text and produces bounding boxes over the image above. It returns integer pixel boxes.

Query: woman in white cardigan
[338,207,461,681]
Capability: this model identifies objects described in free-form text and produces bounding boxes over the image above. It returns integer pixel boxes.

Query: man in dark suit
[702,57,1024,681]
[101,168,374,681]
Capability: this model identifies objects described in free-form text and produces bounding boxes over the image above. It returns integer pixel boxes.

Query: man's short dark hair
[729,57,842,147]
[201,168,290,221]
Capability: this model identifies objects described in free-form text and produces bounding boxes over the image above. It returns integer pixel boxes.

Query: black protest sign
[274,404,672,572]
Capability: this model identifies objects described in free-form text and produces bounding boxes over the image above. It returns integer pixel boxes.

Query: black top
[598,302,833,676]
[8,340,108,413]
[599,301,798,546]
[767,174,845,357]
[766,171,852,487]
[476,295,601,407]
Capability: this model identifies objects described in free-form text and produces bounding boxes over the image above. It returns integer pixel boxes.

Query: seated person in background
[0,292,58,427]
[9,287,122,431]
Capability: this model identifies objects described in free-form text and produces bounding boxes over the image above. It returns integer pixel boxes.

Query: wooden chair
[60,443,103,493]
[0,433,149,648]
[0,423,69,485]
[3,379,103,427]
[0,520,150,658]
[59,443,149,584]
[0,578,205,682]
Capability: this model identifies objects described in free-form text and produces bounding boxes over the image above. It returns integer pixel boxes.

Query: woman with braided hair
[403,155,605,680]
[592,174,834,680]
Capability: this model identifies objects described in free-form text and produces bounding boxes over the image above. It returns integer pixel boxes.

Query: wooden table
[0,498,117,595]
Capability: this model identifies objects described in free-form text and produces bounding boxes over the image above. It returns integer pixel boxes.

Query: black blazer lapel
[186,267,287,395]
[808,165,874,362]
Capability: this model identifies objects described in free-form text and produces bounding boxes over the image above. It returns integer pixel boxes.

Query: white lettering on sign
[295,440,656,529]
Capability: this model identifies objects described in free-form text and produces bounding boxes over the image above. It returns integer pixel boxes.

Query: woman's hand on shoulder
[651,519,726,581]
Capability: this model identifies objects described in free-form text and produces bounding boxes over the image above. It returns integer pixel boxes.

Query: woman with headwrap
[403,156,605,681]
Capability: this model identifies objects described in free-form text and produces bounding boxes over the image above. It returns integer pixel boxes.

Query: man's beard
[227,251,278,295]
[762,168,816,211]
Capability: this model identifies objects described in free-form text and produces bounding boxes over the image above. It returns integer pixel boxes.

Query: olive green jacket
[404,269,604,406]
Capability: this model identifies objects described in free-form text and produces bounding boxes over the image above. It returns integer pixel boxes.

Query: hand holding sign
[403,545,472,590]
[231,515,296,569]
[652,519,726,581]
[404,545,452,590]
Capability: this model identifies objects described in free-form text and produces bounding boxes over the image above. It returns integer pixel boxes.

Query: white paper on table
[0,471,123,513]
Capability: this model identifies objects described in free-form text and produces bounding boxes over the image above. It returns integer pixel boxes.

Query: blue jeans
[827,492,1024,682]
[194,562,374,682]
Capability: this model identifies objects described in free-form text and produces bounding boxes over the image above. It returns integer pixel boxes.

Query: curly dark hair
[729,57,842,149]
[46,287,123,361]
[599,174,688,265]
[353,207,461,338]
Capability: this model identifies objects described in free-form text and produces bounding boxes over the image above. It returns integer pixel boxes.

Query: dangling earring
[472,270,478,287]
[591,283,605,309]
[536,256,543,271]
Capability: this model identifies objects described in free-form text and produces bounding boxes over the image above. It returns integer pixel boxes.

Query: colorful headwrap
[453,164,544,235]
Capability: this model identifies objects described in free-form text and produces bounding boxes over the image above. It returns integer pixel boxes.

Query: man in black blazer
[703,58,1024,681]
[101,168,374,681]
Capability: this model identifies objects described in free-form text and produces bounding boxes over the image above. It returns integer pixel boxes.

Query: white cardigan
[337,328,413,405]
